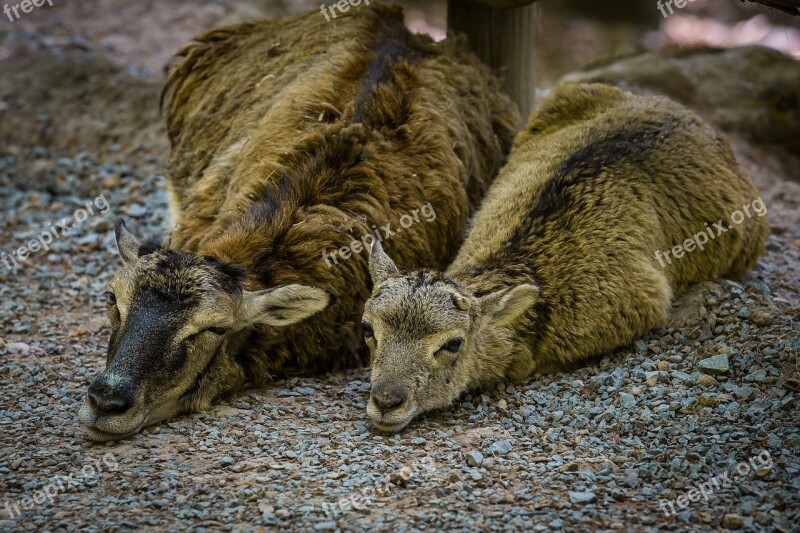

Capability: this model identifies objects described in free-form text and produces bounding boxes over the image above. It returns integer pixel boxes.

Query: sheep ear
[114,218,140,265]
[368,240,398,285]
[239,284,335,327]
[479,284,539,328]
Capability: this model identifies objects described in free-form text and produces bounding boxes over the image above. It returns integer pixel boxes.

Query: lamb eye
[206,327,229,336]
[362,322,374,338]
[104,291,116,306]
[441,338,463,353]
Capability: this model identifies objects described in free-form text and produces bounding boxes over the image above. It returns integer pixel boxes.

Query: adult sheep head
[78,219,334,441]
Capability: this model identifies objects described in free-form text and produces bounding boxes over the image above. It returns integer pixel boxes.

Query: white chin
[78,399,180,442]
[367,401,418,433]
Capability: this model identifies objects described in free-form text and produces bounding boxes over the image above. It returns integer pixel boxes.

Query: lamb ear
[479,284,540,328]
[368,239,399,285]
[239,284,336,327]
[114,218,140,265]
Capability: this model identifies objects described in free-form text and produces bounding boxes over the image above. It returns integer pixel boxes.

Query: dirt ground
[1,1,798,531]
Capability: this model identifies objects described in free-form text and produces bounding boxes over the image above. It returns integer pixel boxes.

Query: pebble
[488,440,513,455]
[696,374,718,387]
[722,514,744,529]
[466,451,484,467]
[698,354,730,375]
[569,491,597,504]
[618,392,636,408]
[0,59,797,530]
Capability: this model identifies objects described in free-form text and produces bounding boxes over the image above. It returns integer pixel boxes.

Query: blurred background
[0,0,798,166]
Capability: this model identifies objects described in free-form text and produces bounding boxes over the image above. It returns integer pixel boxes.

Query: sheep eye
[206,327,229,336]
[104,291,116,306]
[441,338,463,353]
[362,322,374,338]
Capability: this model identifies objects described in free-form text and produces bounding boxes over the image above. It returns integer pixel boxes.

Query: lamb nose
[372,382,408,413]
[87,381,134,416]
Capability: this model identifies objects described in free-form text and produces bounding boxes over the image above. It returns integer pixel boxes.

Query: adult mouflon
[78,5,518,441]
[362,83,769,433]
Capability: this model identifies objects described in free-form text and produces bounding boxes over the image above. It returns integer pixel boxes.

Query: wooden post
[447,0,539,121]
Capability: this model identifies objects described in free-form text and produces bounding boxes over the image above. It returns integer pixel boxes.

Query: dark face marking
[107,292,195,383]
[89,248,243,433]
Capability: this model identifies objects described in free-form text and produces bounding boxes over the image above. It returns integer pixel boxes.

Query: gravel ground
[1,2,799,532]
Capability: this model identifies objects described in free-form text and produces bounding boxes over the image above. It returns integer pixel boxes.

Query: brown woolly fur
[363,83,769,432]
[77,4,518,441]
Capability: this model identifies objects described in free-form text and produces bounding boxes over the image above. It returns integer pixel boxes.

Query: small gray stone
[569,491,597,504]
[488,440,513,455]
[466,451,484,467]
[619,392,636,408]
[671,371,693,382]
[699,354,729,375]
[722,514,744,529]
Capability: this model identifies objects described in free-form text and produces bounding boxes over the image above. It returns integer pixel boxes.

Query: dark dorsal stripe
[352,19,432,125]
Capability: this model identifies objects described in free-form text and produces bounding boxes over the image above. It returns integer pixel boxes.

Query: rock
[644,371,668,386]
[221,456,235,466]
[619,392,636,408]
[68,327,89,337]
[755,512,772,526]
[722,514,744,529]
[634,340,647,354]
[488,440,513,455]
[389,468,413,487]
[750,307,775,327]
[671,371,693,382]
[697,374,718,387]
[5,342,30,353]
[126,203,148,217]
[211,406,250,418]
[569,491,597,504]
[755,467,772,478]
[699,355,729,375]
[466,451,484,467]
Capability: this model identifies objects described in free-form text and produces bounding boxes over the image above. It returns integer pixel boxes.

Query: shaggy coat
[165,6,518,376]
[450,83,768,378]
[160,6,518,378]
[78,5,518,441]
[362,83,769,431]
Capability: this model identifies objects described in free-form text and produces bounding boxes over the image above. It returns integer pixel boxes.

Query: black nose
[371,382,409,413]
[87,379,135,416]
